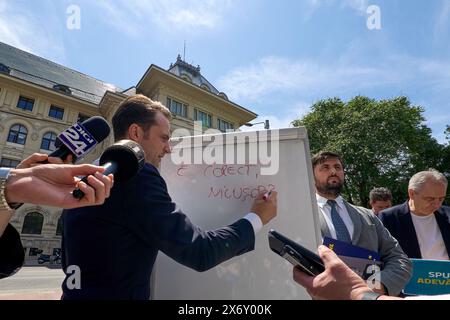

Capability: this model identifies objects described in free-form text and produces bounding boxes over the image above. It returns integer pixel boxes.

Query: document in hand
[322,236,382,279]
[404,259,450,296]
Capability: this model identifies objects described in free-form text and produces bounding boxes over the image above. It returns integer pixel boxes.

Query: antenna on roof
[183,40,186,61]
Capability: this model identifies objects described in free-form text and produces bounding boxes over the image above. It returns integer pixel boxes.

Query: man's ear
[127,124,142,141]
[407,188,414,199]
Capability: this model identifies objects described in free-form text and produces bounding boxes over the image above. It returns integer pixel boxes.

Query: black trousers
[0,223,24,279]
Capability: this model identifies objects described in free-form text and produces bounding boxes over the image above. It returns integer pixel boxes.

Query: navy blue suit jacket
[61,163,255,299]
[379,202,450,259]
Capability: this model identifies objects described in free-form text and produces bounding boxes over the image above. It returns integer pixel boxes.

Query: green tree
[292,96,446,207]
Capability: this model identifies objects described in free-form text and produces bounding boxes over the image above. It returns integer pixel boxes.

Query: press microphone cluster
[72,140,146,199]
[41,116,111,163]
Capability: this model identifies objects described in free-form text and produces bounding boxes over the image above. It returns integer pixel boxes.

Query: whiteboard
[152,127,321,299]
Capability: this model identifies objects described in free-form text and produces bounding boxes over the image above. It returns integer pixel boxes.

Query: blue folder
[323,236,380,261]
[323,237,382,279]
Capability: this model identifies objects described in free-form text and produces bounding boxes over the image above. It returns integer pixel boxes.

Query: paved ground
[0,266,64,300]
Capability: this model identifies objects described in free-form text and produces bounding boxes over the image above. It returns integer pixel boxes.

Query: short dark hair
[311,151,343,169]
[112,94,172,141]
[369,187,392,202]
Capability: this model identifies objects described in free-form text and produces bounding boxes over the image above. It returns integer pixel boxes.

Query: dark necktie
[327,200,351,243]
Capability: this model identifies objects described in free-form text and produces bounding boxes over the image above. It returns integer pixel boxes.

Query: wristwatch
[0,167,23,211]
[361,291,382,300]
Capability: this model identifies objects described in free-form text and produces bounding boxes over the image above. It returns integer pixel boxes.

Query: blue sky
[1,0,449,143]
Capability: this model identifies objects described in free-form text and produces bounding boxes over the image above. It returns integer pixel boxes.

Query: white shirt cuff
[244,212,263,235]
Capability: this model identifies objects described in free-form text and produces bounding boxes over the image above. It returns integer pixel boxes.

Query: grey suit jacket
[318,200,412,296]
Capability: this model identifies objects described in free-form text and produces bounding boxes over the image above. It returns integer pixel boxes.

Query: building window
[201,84,211,92]
[166,97,187,118]
[194,109,212,128]
[49,105,64,120]
[41,132,57,151]
[218,119,234,132]
[0,158,20,168]
[218,92,228,100]
[22,212,44,235]
[53,84,72,95]
[7,124,28,145]
[17,96,34,112]
[77,113,90,123]
[0,63,11,75]
[56,216,63,236]
[180,74,192,83]
[29,248,43,256]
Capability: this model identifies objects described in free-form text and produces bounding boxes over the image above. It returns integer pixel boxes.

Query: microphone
[72,140,146,199]
[42,116,111,163]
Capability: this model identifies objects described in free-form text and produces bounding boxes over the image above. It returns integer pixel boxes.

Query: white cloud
[435,132,447,145]
[0,1,66,63]
[425,114,450,126]
[304,0,369,17]
[239,102,310,131]
[218,56,392,102]
[341,0,370,15]
[218,53,450,104]
[90,0,233,36]
[434,1,450,44]
[224,53,450,142]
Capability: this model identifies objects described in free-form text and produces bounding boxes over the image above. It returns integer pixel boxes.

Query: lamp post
[243,119,270,130]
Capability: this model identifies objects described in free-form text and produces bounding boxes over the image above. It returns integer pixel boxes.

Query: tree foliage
[292,96,448,206]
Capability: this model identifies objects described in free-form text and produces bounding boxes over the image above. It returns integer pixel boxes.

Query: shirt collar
[316,193,345,209]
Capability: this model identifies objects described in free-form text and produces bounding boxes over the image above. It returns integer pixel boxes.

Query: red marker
[263,191,272,201]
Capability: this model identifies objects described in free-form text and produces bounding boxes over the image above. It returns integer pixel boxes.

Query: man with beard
[311,151,412,296]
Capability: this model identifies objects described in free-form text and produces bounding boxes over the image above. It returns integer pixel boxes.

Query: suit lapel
[318,209,331,239]
[343,202,363,245]
[399,202,422,258]
[435,208,450,256]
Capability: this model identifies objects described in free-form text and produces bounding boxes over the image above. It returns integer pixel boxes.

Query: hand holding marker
[263,191,272,201]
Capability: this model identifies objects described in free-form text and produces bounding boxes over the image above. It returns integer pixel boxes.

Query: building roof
[137,64,257,119]
[168,55,229,99]
[0,42,122,105]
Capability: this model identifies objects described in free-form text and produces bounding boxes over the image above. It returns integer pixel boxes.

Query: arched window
[7,124,28,145]
[41,132,57,151]
[0,63,10,75]
[22,212,44,235]
[56,216,63,236]
[180,73,192,83]
[218,92,228,100]
[53,84,72,95]
[201,84,211,92]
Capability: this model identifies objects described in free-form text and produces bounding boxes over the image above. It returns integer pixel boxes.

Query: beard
[316,178,343,197]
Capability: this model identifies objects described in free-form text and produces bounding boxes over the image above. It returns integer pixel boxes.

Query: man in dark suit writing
[379,169,450,260]
[61,94,278,299]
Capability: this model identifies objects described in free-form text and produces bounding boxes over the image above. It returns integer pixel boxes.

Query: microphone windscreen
[99,140,145,182]
[81,116,111,143]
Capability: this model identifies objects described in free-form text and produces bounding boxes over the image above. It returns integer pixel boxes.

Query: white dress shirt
[244,212,263,234]
[410,212,449,260]
[316,194,354,241]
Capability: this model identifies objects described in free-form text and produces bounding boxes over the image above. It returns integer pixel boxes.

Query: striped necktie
[327,199,351,243]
